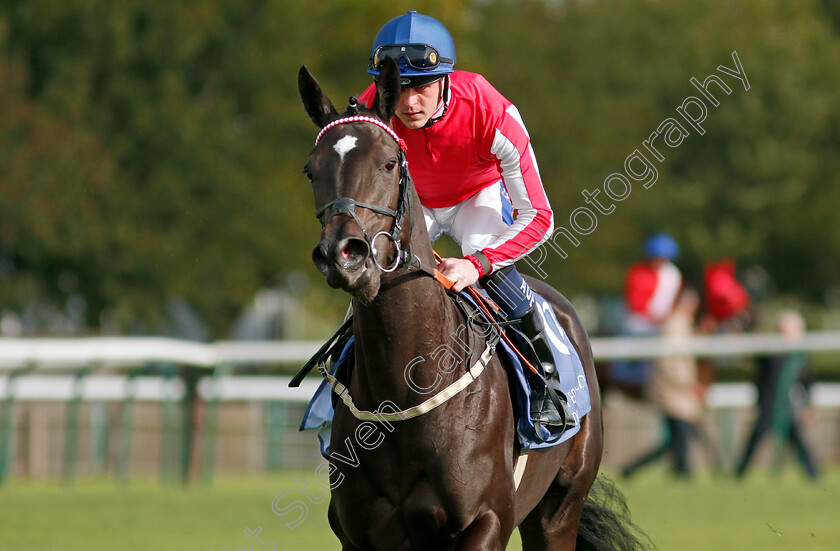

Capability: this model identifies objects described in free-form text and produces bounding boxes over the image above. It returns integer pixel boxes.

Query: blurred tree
[0,55,126,327]
[0,0,471,335]
[471,0,840,303]
[820,0,840,33]
[0,0,838,336]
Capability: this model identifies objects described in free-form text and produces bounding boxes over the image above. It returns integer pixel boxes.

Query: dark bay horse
[298,56,647,551]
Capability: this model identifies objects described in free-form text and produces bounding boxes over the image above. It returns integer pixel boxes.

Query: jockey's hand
[437,257,480,292]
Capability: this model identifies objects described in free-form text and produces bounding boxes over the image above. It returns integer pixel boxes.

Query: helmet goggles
[370,44,454,72]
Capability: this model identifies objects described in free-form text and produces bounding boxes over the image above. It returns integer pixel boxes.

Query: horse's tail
[575,475,655,551]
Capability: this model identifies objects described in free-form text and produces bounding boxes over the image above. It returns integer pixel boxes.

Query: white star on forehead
[333,135,357,162]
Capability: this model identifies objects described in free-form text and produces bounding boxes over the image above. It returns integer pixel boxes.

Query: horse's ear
[299,65,339,128]
[370,56,401,123]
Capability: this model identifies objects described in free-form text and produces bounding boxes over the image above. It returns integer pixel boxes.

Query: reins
[431,251,540,376]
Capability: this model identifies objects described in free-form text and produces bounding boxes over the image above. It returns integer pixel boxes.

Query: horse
[297,56,648,551]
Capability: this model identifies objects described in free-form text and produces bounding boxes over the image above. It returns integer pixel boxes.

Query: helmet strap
[424,75,450,128]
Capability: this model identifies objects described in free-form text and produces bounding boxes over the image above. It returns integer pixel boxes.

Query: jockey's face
[395,79,444,129]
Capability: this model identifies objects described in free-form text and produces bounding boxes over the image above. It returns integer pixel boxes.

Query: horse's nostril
[340,241,356,259]
[312,242,330,274]
[313,239,369,274]
[336,238,369,270]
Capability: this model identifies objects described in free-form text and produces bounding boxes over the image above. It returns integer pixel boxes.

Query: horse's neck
[350,208,465,404]
[351,265,456,403]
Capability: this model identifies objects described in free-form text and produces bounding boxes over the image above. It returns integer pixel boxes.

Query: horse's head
[299,57,409,302]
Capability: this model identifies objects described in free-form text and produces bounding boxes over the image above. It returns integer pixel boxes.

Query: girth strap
[319,342,494,423]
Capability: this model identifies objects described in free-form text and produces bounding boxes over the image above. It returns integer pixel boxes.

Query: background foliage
[1,0,839,337]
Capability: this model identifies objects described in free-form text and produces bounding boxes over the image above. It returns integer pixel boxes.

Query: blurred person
[621,289,705,478]
[356,11,569,431]
[624,233,683,335]
[735,310,820,480]
[700,258,751,333]
[695,258,753,402]
[610,233,682,392]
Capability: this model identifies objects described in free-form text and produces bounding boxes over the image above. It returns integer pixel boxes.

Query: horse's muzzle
[312,236,371,278]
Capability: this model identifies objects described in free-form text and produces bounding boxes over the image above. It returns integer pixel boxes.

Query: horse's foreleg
[329,499,364,551]
[454,511,505,551]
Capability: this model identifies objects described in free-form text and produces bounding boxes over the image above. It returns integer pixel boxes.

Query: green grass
[615,468,839,550]
[0,468,836,550]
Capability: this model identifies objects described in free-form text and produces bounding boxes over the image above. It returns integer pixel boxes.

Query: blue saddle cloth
[300,290,591,459]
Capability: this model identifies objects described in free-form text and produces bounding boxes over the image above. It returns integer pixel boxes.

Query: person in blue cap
[358,11,570,431]
[609,233,683,391]
[624,233,683,335]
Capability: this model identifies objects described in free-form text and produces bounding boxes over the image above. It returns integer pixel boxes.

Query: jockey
[359,11,570,432]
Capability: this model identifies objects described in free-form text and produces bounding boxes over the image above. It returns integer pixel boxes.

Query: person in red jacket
[610,233,683,389]
[624,233,683,336]
[703,259,751,328]
[358,11,566,430]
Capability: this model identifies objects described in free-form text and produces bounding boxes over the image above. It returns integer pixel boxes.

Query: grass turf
[0,467,836,550]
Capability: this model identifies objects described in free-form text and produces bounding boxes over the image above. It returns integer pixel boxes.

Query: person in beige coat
[622,289,704,477]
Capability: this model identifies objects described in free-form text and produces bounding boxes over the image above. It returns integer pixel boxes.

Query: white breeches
[422,181,512,256]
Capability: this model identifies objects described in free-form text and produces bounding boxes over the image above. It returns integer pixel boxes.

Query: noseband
[313,115,413,273]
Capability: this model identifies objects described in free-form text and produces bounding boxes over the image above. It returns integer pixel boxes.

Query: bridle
[313,114,414,273]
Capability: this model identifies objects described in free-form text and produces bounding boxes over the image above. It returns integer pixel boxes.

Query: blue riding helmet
[368,10,456,84]
[644,233,680,260]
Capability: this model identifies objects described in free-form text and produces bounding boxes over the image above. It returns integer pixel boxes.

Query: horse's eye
[384,158,398,171]
[303,168,314,182]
